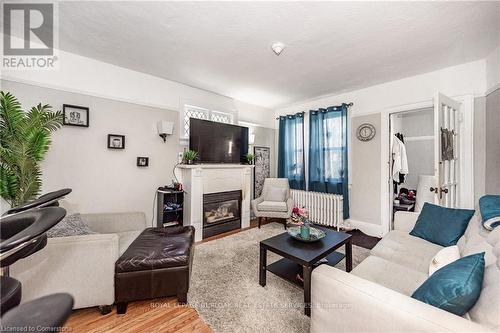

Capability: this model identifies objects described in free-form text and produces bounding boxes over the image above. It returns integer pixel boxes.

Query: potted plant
[0,91,63,207]
[182,150,198,165]
[245,153,254,165]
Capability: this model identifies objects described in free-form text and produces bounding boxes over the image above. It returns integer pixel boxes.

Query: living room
[0,1,499,332]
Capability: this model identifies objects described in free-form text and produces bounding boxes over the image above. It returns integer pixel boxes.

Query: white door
[433,93,461,207]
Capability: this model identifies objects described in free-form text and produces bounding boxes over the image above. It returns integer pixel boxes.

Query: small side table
[259,227,352,317]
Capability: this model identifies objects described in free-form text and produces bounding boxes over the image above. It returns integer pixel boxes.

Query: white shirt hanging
[392,136,409,180]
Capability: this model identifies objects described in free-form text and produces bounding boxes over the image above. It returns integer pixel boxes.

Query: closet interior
[389,108,436,227]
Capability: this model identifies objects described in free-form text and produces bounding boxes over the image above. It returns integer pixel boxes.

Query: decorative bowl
[287,226,326,242]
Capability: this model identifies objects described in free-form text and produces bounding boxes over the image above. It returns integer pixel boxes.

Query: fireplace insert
[203,190,242,238]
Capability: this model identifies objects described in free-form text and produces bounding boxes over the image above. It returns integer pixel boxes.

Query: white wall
[275,60,486,118]
[1,80,277,223]
[350,114,381,234]
[486,45,500,93]
[274,60,487,236]
[0,40,277,219]
[1,39,275,128]
[484,44,500,195]
[1,80,179,224]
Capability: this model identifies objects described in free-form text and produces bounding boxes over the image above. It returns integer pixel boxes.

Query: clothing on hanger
[392,133,409,185]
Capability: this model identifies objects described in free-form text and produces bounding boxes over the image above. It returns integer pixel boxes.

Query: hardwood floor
[65,297,211,333]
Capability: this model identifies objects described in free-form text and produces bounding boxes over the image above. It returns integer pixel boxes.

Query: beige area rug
[188,223,370,333]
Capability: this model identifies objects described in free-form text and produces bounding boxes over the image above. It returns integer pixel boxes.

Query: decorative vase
[187,159,194,165]
[300,224,310,239]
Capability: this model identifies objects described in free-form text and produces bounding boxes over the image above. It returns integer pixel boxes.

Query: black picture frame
[137,157,149,167]
[107,134,125,149]
[253,146,270,199]
[63,104,89,127]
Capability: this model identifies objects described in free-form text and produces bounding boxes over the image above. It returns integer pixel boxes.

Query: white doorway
[382,93,475,234]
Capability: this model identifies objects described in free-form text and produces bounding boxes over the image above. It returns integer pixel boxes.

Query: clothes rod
[276,103,353,120]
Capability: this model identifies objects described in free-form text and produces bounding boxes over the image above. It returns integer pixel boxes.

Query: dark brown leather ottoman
[114,226,195,314]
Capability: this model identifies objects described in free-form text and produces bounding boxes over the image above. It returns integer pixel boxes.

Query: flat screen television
[189,118,249,164]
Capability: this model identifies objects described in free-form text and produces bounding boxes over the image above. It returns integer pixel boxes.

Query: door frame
[380,94,475,236]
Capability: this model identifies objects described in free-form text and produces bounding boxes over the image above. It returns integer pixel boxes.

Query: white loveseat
[311,211,500,332]
[10,212,147,309]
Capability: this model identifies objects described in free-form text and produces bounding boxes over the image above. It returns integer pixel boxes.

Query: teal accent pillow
[479,195,500,230]
[410,203,475,246]
[412,253,485,316]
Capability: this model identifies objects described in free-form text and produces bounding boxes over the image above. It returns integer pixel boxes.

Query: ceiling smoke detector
[271,42,285,56]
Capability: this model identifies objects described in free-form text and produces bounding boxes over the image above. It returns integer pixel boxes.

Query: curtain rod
[275,102,353,120]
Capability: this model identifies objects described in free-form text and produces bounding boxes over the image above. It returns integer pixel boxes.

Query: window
[322,115,346,181]
[182,105,234,138]
[183,105,210,138]
[210,111,233,124]
[308,105,349,219]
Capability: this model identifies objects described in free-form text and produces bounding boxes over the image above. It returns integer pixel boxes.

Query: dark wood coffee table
[259,226,352,316]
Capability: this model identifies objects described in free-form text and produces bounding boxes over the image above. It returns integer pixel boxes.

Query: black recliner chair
[3,188,72,216]
[1,189,75,332]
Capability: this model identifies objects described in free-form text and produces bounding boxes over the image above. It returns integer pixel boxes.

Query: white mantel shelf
[178,164,254,169]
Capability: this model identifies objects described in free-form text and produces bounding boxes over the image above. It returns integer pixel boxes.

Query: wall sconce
[157,121,174,142]
[249,133,255,145]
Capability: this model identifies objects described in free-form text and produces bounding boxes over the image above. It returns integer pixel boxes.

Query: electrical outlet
[178,152,183,163]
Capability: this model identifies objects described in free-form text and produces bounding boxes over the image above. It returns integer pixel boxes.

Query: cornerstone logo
[2,2,58,70]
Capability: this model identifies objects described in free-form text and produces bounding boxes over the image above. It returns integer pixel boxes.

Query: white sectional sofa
[311,211,500,332]
[11,212,147,310]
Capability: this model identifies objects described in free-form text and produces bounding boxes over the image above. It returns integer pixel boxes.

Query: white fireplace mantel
[178,164,254,241]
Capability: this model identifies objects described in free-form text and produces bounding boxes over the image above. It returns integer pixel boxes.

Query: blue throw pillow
[410,203,475,246]
[412,253,485,316]
[479,195,500,230]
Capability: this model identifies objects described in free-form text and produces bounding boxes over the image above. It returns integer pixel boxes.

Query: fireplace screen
[204,199,239,225]
[203,190,242,230]
[203,190,241,238]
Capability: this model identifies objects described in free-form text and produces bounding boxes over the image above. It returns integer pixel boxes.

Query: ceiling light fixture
[271,42,285,56]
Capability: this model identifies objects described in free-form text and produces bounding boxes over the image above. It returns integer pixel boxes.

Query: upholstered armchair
[251,178,294,229]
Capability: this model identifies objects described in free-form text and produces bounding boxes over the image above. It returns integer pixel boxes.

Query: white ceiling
[55,1,499,108]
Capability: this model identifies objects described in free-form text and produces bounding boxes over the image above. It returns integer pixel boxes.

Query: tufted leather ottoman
[114,226,195,314]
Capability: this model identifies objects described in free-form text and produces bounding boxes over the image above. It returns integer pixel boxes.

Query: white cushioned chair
[251,178,293,228]
[10,212,147,313]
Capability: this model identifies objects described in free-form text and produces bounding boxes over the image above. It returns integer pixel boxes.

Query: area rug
[188,223,370,333]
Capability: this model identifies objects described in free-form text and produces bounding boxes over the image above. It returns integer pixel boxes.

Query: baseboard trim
[346,219,383,238]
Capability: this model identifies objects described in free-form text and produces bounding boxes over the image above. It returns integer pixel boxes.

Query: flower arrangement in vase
[291,206,312,238]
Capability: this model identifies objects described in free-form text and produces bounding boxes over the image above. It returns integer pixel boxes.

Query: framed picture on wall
[137,156,149,167]
[63,104,89,127]
[254,146,270,198]
[107,134,125,149]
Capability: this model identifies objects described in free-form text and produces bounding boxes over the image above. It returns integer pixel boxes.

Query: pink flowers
[291,206,309,224]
